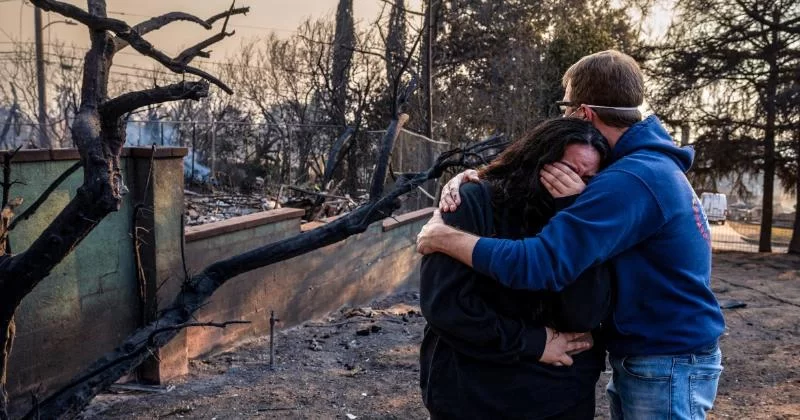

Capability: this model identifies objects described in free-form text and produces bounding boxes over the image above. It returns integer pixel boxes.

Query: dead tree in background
[0,2,249,419]
[332,0,360,191]
[420,0,440,139]
[332,0,355,129]
[0,85,19,150]
[386,0,407,96]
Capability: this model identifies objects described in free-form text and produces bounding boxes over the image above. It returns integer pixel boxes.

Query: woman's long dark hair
[479,118,610,233]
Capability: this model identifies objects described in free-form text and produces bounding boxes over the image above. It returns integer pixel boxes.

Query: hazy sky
[0,0,670,87]
[0,0,421,72]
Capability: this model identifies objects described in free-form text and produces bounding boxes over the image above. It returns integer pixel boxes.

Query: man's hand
[539,327,593,367]
[440,169,481,212]
[540,162,586,198]
[416,210,480,266]
[416,210,447,255]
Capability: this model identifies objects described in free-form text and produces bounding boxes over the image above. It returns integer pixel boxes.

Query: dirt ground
[83,251,800,420]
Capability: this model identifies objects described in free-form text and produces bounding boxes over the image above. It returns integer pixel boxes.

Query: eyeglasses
[548,100,581,118]
[555,101,642,115]
[555,100,578,110]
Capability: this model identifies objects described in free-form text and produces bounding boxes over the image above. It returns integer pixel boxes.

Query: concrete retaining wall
[174,207,432,374]
[7,148,181,401]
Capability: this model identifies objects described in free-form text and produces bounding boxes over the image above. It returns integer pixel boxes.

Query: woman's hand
[540,162,586,198]
[539,328,593,366]
[439,169,481,212]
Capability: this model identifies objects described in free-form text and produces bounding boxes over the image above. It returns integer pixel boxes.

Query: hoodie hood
[612,115,694,172]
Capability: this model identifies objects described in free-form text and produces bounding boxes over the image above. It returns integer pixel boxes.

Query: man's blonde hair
[563,50,644,127]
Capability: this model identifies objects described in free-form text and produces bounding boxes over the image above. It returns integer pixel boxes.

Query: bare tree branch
[174,2,238,65]
[134,12,210,34]
[370,79,418,200]
[731,0,800,34]
[113,5,250,53]
[100,81,210,120]
[321,127,355,186]
[114,13,211,52]
[206,6,250,26]
[0,85,19,150]
[29,0,240,94]
[377,0,425,16]
[115,34,234,94]
[29,0,129,32]
[0,2,243,418]
[369,113,410,200]
[298,34,388,62]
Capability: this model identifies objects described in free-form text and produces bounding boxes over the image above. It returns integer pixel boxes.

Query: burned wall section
[5,148,185,407]
[175,208,432,375]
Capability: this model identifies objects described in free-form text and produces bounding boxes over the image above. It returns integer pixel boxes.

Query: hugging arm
[469,171,666,291]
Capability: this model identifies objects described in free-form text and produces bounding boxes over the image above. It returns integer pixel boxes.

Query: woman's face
[560,143,601,183]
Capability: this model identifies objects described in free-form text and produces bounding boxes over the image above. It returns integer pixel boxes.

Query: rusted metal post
[269,310,276,370]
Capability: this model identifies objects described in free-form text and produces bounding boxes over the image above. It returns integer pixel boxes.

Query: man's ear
[579,104,595,122]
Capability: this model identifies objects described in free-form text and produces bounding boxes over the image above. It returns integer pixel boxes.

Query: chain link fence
[709,218,792,253]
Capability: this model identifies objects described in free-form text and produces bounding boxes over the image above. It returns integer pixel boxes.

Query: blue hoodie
[472,115,725,356]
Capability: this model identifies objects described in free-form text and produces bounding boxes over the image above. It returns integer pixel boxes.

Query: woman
[419,118,611,419]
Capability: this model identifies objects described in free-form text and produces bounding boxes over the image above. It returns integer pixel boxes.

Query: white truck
[701,192,728,225]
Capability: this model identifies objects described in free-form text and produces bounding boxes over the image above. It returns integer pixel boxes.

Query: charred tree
[0,1,249,418]
[331,0,360,193]
[386,0,407,95]
[420,0,440,139]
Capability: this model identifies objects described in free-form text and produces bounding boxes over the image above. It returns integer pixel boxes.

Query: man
[416,50,725,419]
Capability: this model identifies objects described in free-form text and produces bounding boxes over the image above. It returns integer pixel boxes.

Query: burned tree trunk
[0,1,248,418]
[790,131,800,255]
[420,0,440,139]
[0,315,13,420]
[331,0,359,192]
[386,0,407,93]
[332,0,355,128]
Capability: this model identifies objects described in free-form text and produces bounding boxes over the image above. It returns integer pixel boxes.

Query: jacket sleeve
[472,170,667,291]
[420,183,546,363]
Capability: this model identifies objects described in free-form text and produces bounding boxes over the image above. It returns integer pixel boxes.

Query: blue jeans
[606,344,723,419]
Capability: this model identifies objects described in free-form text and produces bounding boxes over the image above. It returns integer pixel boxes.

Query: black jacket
[419,182,611,419]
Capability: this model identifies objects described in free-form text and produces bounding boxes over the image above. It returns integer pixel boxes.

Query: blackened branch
[206,6,250,26]
[174,2,239,65]
[100,81,210,120]
[113,32,233,93]
[146,321,250,346]
[113,13,211,52]
[114,4,250,53]
[369,78,418,201]
[30,0,239,94]
[29,0,129,32]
